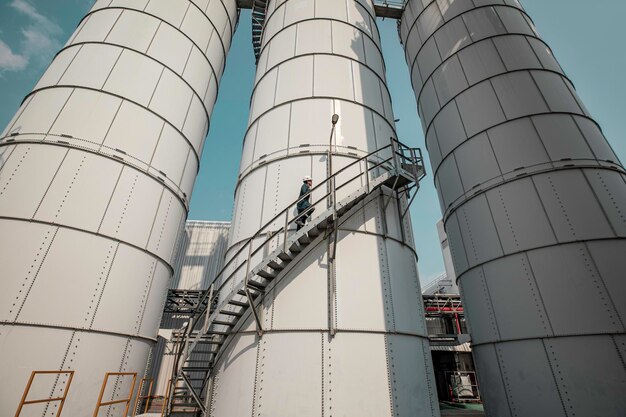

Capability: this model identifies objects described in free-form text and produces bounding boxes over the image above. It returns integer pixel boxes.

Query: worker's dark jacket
[297,183,311,211]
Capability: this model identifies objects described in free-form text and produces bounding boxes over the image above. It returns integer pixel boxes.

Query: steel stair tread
[227,300,248,308]
[246,280,267,291]
[277,252,292,262]
[288,242,302,253]
[212,320,235,326]
[237,289,259,297]
[257,269,276,279]
[298,234,311,244]
[267,260,284,270]
[219,310,243,317]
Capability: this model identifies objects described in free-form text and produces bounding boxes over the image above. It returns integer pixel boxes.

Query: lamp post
[328,114,339,209]
[327,114,340,337]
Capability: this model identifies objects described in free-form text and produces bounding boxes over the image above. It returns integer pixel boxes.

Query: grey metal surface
[400,1,626,416]
[0,1,237,416]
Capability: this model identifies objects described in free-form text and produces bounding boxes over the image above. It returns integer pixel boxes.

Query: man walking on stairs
[296,176,314,230]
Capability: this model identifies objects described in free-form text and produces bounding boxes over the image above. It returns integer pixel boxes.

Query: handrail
[131,378,154,416]
[92,372,137,417]
[14,371,75,417]
[171,137,423,401]
[188,137,418,317]
[178,139,422,344]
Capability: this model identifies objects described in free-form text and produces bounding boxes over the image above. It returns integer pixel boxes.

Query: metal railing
[14,370,75,417]
[446,371,481,403]
[168,137,423,412]
[132,377,169,417]
[181,136,420,328]
[92,372,137,417]
[13,370,177,417]
[373,0,407,8]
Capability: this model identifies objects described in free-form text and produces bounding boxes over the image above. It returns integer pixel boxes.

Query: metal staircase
[166,139,424,416]
[251,0,268,62]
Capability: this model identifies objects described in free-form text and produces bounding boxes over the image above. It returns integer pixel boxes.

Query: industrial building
[1,0,625,417]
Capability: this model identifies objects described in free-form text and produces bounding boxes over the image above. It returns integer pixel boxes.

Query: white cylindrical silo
[0,0,237,415]
[208,1,439,416]
[400,1,626,416]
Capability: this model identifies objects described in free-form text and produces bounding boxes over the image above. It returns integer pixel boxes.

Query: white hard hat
[303,175,312,182]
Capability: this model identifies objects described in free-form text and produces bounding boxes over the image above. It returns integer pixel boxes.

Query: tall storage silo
[207,0,439,416]
[0,0,238,415]
[399,1,626,416]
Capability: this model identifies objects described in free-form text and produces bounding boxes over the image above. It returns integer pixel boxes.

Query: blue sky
[1,0,625,284]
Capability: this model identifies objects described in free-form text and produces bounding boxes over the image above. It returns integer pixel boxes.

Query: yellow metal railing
[131,378,154,416]
[14,370,75,417]
[92,372,137,417]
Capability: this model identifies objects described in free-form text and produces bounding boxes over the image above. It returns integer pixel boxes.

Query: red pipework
[455,313,462,335]
[425,307,463,312]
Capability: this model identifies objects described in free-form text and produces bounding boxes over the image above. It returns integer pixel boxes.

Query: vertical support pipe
[400,1,626,416]
[0,1,238,415]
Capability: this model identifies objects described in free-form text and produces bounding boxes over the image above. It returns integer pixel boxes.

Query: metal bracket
[244,281,263,336]
[244,242,264,337]
[400,187,419,220]
[181,372,206,415]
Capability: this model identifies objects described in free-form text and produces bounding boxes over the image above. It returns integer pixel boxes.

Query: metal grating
[373,0,407,19]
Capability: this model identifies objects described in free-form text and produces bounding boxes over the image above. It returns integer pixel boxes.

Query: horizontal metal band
[231,328,430,338]
[224,185,413,254]
[442,162,626,224]
[263,0,379,47]
[471,330,626,348]
[0,135,189,212]
[430,111,607,182]
[21,84,202,173]
[79,4,229,76]
[0,321,157,344]
[55,41,214,128]
[251,52,390,113]
[339,227,420,262]
[413,33,566,111]
[235,147,379,194]
[257,16,385,73]
[402,2,531,66]
[215,327,430,366]
[0,215,175,275]
[454,236,626,287]
[423,68,579,141]
[244,96,396,153]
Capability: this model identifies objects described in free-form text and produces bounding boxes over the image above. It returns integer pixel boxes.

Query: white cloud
[21,26,59,61]
[10,0,62,36]
[0,0,63,72]
[0,39,28,71]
